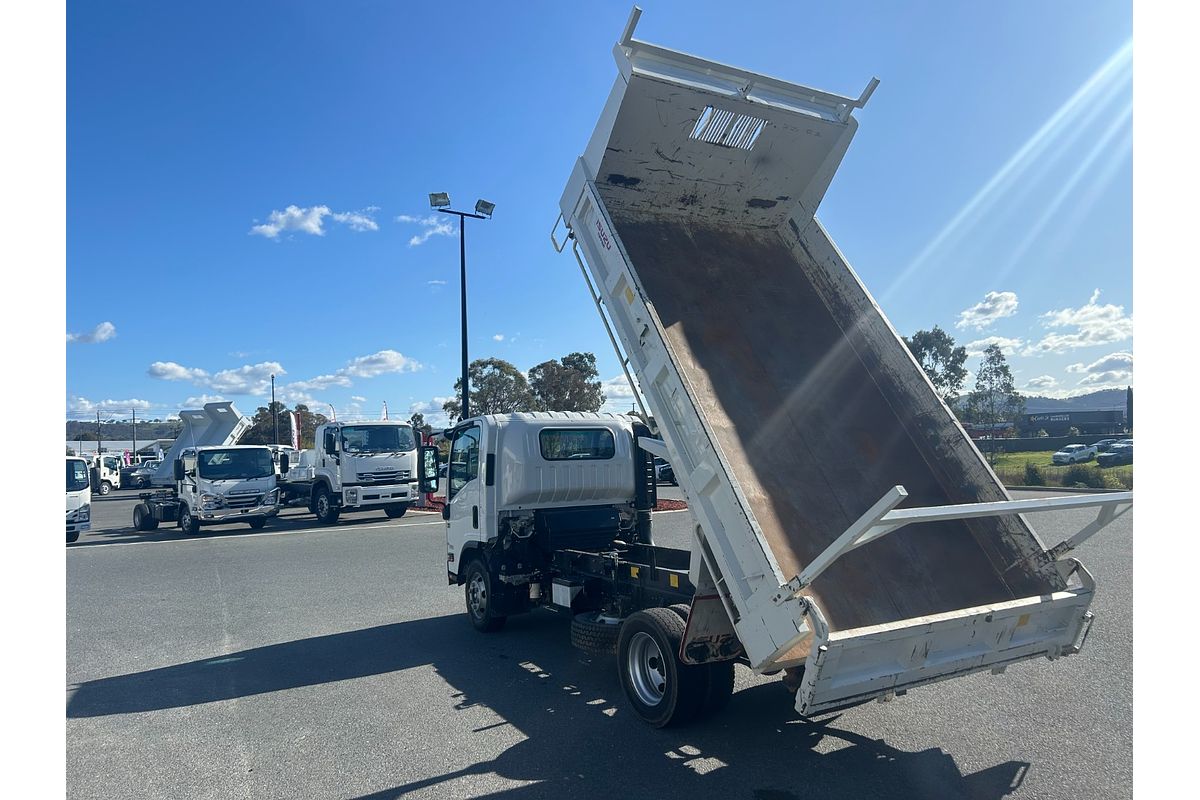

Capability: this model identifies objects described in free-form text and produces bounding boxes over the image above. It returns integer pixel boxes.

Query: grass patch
[989,450,1132,490]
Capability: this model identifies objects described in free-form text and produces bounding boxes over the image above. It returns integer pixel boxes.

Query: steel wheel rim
[317,495,329,516]
[627,631,668,707]
[468,572,487,619]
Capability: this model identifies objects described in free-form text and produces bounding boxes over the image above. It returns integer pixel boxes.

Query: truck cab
[89,453,122,495]
[280,420,421,524]
[133,445,280,534]
[66,457,92,543]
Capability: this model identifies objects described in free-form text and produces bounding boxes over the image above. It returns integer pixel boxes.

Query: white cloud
[1024,289,1133,355]
[207,362,285,394]
[396,214,455,246]
[1021,375,1058,393]
[67,321,117,344]
[341,349,421,378]
[409,397,455,429]
[351,395,367,403]
[286,373,354,392]
[67,396,154,418]
[182,394,227,407]
[964,336,1024,357]
[492,334,505,342]
[251,204,380,238]
[427,279,447,286]
[1066,350,1133,388]
[956,291,1018,330]
[148,361,210,382]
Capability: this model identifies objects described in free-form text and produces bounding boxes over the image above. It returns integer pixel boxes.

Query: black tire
[67,530,80,544]
[666,602,735,717]
[178,504,201,535]
[313,486,340,525]
[570,611,622,656]
[464,559,506,632]
[99,481,112,496]
[617,607,706,728]
[248,518,267,530]
[384,503,408,519]
[133,504,159,532]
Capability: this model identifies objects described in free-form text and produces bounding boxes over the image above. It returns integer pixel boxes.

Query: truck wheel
[313,487,340,525]
[178,505,201,535]
[570,611,622,656]
[133,504,159,532]
[67,530,80,544]
[248,519,267,530]
[384,503,408,519]
[464,559,506,632]
[99,481,112,496]
[617,607,706,727]
[666,603,735,717]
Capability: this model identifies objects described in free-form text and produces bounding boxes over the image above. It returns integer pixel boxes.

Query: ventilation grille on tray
[689,106,768,150]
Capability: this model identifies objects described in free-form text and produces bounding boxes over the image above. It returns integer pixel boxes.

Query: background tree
[529,352,605,412]
[964,344,1024,462]
[442,358,536,423]
[408,412,433,438]
[902,326,969,404]
[239,402,326,448]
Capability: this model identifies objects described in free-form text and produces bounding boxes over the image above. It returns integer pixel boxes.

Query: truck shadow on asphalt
[67,613,1028,800]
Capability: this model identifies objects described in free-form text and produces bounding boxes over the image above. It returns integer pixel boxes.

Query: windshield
[66,460,90,492]
[341,425,415,454]
[196,449,275,480]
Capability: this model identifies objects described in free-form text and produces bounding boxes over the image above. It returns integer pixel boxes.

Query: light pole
[271,374,278,445]
[429,193,494,421]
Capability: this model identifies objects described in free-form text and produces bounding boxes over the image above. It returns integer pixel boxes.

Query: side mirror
[279,454,290,475]
[441,504,450,521]
[324,431,337,453]
[173,459,185,482]
[418,446,440,494]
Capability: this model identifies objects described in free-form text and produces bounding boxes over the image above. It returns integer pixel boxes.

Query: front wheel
[178,504,201,535]
[313,487,340,525]
[248,518,267,530]
[67,530,80,544]
[464,559,506,632]
[618,608,706,728]
[99,481,112,496]
[384,503,408,519]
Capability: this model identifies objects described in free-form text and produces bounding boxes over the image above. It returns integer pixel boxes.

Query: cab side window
[448,426,480,500]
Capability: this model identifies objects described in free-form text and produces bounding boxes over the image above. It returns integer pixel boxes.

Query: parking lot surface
[67,489,1130,799]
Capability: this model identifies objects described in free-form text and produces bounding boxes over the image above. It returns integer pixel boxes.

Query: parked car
[1091,439,1120,453]
[1097,443,1133,467]
[654,457,676,485]
[128,460,161,489]
[1052,443,1097,465]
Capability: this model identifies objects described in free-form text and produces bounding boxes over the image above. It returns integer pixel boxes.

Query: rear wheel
[384,503,408,519]
[570,611,622,656]
[617,608,706,727]
[314,487,340,525]
[178,504,201,535]
[133,504,159,532]
[464,559,506,632]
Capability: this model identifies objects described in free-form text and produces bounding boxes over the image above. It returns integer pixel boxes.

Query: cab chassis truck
[445,7,1133,728]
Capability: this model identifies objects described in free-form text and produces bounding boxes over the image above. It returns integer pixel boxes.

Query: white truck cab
[89,453,122,495]
[133,445,280,534]
[280,420,423,524]
[66,457,92,543]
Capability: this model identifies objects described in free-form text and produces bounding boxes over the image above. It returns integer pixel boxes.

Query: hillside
[1021,388,1129,413]
[67,419,182,442]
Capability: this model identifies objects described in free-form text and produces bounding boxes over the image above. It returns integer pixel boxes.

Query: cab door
[445,424,481,576]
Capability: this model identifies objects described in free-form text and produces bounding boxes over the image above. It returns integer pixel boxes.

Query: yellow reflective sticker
[624,286,635,304]
[1017,613,1031,627]
[630,566,640,579]
[669,574,679,588]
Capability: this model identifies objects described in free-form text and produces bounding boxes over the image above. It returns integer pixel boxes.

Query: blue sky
[66,0,1132,425]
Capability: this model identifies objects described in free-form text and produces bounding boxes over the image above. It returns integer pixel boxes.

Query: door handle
[472,506,479,529]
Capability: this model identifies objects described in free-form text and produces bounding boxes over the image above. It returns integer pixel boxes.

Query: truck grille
[358,470,410,483]
[225,492,263,509]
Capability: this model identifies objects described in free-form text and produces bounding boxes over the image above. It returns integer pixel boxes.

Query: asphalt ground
[67,489,1130,799]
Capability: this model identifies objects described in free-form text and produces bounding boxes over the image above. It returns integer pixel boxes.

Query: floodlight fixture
[429,192,451,209]
[474,199,495,218]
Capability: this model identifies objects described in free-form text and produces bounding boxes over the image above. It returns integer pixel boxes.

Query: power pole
[272,374,278,445]
[132,407,137,461]
[97,411,102,455]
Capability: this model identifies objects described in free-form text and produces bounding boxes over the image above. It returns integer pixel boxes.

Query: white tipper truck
[279,420,422,524]
[442,8,1133,728]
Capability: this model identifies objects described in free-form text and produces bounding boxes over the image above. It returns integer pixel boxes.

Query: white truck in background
[133,445,281,534]
[88,453,123,495]
[439,8,1133,728]
[279,420,421,523]
[66,456,92,543]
